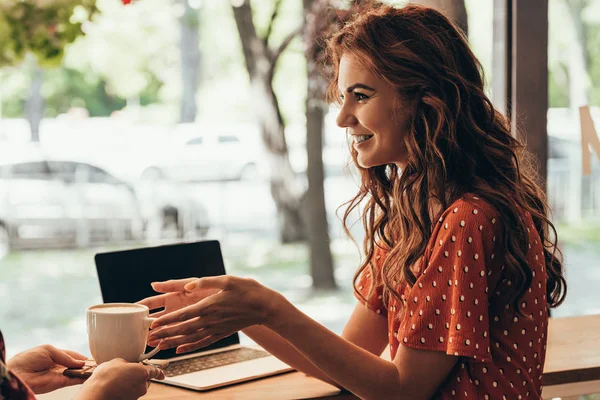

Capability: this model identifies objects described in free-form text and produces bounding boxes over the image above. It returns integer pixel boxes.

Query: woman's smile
[354,134,374,144]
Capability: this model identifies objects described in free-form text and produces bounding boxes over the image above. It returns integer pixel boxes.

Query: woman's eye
[354,92,369,101]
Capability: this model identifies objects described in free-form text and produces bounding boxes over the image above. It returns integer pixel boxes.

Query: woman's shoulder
[441,193,501,223]
[431,194,504,245]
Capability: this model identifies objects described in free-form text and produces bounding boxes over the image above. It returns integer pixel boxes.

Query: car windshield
[6,161,53,180]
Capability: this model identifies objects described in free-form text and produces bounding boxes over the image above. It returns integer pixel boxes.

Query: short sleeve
[397,203,501,362]
[354,245,387,317]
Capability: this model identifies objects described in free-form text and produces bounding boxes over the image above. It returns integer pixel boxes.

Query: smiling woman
[335,57,411,169]
[138,2,566,399]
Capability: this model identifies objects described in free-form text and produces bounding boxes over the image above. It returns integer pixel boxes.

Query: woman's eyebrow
[345,83,376,92]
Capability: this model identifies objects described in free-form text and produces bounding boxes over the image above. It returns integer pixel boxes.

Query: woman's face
[336,55,410,169]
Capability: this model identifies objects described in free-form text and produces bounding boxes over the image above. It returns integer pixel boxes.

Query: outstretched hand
[7,345,88,394]
[146,276,287,354]
[137,277,220,320]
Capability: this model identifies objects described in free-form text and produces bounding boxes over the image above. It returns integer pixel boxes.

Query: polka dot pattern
[355,195,548,399]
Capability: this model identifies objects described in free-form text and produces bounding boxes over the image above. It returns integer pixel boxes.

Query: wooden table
[142,371,352,400]
[541,314,600,399]
[138,315,600,400]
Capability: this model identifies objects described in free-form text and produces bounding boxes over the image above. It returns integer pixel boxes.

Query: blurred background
[0,0,599,361]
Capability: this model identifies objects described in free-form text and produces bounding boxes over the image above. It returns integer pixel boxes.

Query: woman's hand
[75,358,165,400]
[137,277,220,319]
[147,276,288,354]
[6,345,88,394]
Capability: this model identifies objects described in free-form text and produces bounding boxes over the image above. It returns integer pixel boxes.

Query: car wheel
[0,224,10,260]
[141,167,165,181]
[239,163,258,180]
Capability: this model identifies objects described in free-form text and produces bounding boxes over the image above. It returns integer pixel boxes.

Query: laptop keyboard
[163,347,271,377]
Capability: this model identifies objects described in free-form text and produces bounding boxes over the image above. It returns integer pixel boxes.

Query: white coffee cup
[87,303,161,364]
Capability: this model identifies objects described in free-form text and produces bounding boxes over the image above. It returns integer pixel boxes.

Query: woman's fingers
[151,278,199,293]
[149,310,166,319]
[184,276,232,291]
[62,349,89,361]
[43,345,86,368]
[150,317,203,340]
[150,292,224,328]
[137,293,167,310]
[150,315,244,347]
[144,365,166,381]
[158,330,216,351]
[176,334,228,354]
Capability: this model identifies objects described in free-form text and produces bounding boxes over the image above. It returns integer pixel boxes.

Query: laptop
[94,240,293,391]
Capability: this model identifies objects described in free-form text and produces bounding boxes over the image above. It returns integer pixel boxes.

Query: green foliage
[0,0,97,67]
[549,64,570,108]
[587,22,600,106]
[42,67,125,117]
[1,0,599,121]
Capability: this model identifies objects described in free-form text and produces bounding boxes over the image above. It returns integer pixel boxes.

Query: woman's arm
[242,302,389,388]
[149,276,457,399]
[263,294,458,400]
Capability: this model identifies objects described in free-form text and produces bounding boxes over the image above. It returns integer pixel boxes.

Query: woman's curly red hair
[325,2,566,313]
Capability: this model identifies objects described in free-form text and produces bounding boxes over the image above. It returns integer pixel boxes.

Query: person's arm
[6,345,87,394]
[242,301,389,389]
[149,277,458,400]
[261,202,500,399]
[260,293,458,400]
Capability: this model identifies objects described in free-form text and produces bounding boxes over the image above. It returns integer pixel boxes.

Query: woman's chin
[356,155,369,169]
[357,156,375,169]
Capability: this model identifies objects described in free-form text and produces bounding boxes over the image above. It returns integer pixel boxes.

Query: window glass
[547,0,600,317]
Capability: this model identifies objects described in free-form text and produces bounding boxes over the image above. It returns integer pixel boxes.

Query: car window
[9,162,52,180]
[87,165,119,184]
[186,137,203,145]
[218,135,240,144]
[47,161,77,182]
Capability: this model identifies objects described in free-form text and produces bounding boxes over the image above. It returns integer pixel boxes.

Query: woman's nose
[336,104,357,128]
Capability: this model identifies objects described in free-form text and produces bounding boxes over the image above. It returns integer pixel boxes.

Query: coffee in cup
[87,303,161,364]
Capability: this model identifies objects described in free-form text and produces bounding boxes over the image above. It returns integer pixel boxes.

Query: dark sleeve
[0,331,37,400]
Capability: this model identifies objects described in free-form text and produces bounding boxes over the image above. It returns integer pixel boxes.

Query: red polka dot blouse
[356,195,548,399]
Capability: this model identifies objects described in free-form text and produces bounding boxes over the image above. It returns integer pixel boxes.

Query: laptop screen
[94,240,240,359]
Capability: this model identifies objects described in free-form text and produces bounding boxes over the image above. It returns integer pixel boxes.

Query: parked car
[0,158,144,258]
[133,179,210,241]
[140,123,265,182]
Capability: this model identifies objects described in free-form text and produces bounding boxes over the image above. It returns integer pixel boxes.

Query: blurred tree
[564,0,591,108]
[179,0,200,122]
[65,0,179,118]
[24,60,44,141]
[548,0,600,108]
[230,0,306,243]
[588,8,600,107]
[303,0,336,289]
[0,0,97,141]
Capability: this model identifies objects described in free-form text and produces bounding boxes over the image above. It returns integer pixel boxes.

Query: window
[218,135,240,144]
[9,162,51,180]
[186,137,204,145]
[547,0,600,318]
